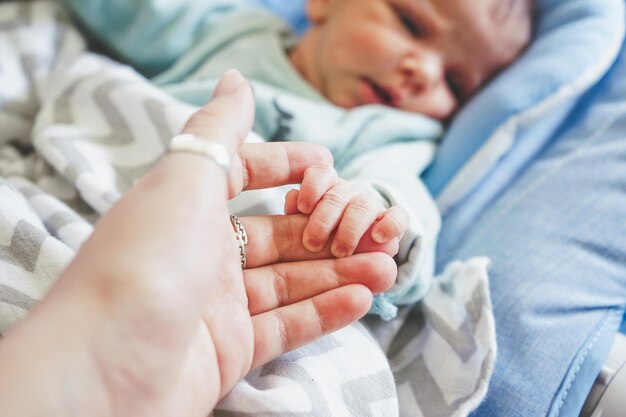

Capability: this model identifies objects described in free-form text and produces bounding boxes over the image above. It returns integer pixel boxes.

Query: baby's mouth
[361,78,398,108]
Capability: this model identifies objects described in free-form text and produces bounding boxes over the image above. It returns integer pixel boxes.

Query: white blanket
[0,2,496,416]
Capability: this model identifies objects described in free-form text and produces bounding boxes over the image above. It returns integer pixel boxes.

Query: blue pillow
[423,0,626,213]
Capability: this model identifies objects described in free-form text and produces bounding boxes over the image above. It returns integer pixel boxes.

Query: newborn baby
[290,0,533,119]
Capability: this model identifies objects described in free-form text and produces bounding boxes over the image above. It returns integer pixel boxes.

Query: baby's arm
[284,164,409,258]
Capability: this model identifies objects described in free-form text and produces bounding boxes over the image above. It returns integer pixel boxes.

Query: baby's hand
[285,164,409,258]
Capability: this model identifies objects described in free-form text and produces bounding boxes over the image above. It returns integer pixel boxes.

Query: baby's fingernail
[334,245,348,258]
[307,239,323,252]
[215,69,244,96]
[372,230,386,243]
[299,202,310,213]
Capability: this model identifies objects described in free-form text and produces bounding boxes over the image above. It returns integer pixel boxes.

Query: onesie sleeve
[62,0,245,76]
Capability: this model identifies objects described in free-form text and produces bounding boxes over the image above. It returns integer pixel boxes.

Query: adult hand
[0,71,397,417]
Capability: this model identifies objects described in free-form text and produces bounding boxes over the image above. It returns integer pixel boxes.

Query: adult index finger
[240,214,400,268]
[236,142,333,192]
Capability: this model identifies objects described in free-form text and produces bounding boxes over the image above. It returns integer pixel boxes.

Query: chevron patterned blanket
[0,2,496,416]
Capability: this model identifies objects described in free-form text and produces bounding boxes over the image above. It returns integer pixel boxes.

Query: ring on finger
[230,215,248,270]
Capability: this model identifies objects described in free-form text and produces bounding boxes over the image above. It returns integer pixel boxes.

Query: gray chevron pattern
[0,220,47,272]
[214,326,399,416]
[215,363,333,417]
[52,76,86,124]
[214,334,341,416]
[362,261,495,417]
[420,284,485,362]
[0,1,27,31]
[342,370,396,417]
[144,98,178,146]
[0,2,497,417]
[0,283,37,310]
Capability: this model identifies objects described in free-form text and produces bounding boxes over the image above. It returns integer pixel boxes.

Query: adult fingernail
[372,230,386,243]
[299,201,310,213]
[215,69,245,96]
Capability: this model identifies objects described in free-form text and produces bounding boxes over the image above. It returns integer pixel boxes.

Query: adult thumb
[181,70,255,196]
[181,69,255,157]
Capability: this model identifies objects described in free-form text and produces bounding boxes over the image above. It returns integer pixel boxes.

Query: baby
[64,0,534,316]
[290,0,533,119]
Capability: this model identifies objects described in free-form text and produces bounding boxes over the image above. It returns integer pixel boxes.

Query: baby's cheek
[357,30,386,53]
[352,30,406,69]
[325,31,366,65]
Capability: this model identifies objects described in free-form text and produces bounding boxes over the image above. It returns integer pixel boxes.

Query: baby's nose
[400,50,444,92]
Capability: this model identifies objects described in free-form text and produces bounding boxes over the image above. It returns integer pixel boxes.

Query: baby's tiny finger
[303,181,354,253]
[284,189,300,215]
[331,194,382,258]
[371,206,409,243]
[298,164,338,214]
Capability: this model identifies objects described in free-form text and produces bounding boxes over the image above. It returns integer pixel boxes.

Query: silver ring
[168,134,232,179]
[230,215,248,270]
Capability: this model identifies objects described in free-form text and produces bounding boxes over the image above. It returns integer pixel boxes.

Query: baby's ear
[306,0,333,24]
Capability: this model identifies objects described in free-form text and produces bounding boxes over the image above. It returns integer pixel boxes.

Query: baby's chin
[326,92,359,110]
[326,91,393,112]
[395,102,458,122]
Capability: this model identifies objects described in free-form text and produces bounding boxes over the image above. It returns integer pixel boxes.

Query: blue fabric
[440,32,626,417]
[423,0,625,201]
[246,0,309,33]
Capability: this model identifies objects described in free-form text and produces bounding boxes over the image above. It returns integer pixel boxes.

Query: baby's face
[290,0,533,120]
